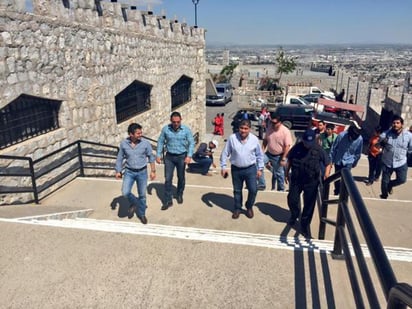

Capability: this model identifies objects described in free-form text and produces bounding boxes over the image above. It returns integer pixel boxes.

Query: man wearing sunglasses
[262,112,293,191]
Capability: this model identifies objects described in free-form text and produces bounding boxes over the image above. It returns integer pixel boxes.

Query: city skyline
[128,0,412,46]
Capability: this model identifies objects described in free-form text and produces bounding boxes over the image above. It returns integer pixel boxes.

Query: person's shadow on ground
[110,196,130,218]
[255,202,290,223]
[255,202,301,236]
[147,183,178,207]
[201,192,234,213]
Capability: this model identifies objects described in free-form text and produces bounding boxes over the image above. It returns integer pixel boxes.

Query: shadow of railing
[318,167,412,308]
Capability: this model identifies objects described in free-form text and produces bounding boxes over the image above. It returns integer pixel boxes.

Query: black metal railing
[0,140,118,204]
[318,167,412,308]
[1,133,199,204]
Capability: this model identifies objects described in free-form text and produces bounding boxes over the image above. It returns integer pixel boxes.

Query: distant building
[223,50,229,66]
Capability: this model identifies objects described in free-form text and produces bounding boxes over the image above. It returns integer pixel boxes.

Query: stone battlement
[0,0,205,44]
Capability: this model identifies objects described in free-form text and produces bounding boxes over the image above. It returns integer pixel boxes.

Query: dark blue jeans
[231,164,258,211]
[164,153,186,203]
[287,180,319,228]
[367,154,382,183]
[191,156,213,175]
[381,163,408,197]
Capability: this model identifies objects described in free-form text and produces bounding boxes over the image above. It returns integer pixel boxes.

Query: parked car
[206,83,233,106]
[300,93,322,104]
[284,94,324,112]
[273,105,314,129]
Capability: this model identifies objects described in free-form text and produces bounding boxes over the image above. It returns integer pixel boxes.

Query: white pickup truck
[283,95,324,112]
[286,85,335,99]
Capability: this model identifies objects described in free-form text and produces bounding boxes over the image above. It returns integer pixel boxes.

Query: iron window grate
[0,94,61,149]
[115,80,152,124]
[171,75,193,109]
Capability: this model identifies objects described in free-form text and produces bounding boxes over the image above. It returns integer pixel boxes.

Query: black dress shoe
[379,194,388,199]
[128,205,136,219]
[176,195,183,204]
[232,210,241,219]
[161,201,173,210]
[137,215,148,224]
[245,208,254,219]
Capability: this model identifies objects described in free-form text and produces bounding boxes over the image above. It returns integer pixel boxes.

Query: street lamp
[192,0,199,28]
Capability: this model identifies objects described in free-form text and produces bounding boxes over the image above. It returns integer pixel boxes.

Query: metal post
[77,141,85,177]
[192,0,199,28]
[28,158,39,204]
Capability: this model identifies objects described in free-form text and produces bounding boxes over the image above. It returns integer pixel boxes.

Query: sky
[123,0,412,46]
[23,0,411,45]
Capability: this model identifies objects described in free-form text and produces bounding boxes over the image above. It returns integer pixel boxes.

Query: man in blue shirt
[379,115,412,199]
[329,124,363,195]
[220,119,264,219]
[115,123,156,224]
[156,112,195,210]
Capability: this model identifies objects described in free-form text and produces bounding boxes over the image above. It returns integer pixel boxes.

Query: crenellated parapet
[0,0,206,44]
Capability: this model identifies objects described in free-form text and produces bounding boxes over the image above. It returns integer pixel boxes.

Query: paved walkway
[0,136,411,308]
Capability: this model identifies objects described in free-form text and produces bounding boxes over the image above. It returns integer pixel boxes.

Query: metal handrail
[0,154,38,203]
[0,140,118,204]
[318,167,411,308]
[0,133,199,204]
[387,283,412,309]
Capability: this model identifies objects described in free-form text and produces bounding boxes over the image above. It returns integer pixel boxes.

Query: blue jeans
[231,164,258,210]
[122,168,148,216]
[381,163,408,197]
[191,156,213,175]
[164,153,186,203]
[257,168,266,188]
[266,152,285,191]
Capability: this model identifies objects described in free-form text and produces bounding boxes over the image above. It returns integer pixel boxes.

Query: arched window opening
[171,75,193,109]
[0,94,61,149]
[115,80,152,124]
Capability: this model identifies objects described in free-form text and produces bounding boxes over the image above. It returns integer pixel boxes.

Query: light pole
[192,0,199,28]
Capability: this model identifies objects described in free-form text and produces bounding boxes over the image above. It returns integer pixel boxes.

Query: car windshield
[216,87,225,93]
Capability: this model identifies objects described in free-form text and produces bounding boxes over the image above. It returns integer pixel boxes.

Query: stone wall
[335,68,412,136]
[0,0,206,204]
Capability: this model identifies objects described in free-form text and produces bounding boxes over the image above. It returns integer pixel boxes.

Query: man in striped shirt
[156,112,195,210]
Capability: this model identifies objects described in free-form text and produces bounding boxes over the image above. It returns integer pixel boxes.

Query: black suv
[273,105,314,129]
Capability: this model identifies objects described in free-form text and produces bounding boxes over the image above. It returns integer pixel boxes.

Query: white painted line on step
[0,217,411,262]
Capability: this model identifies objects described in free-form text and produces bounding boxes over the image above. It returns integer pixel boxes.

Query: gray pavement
[0,137,411,308]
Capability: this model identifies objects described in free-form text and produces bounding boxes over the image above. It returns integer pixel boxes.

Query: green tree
[219,63,238,83]
[275,48,297,82]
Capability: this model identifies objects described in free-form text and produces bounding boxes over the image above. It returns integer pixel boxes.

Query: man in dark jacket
[187,140,218,176]
[286,129,331,238]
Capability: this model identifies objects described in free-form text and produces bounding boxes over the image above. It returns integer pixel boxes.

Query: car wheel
[283,121,292,129]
